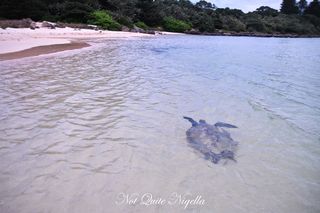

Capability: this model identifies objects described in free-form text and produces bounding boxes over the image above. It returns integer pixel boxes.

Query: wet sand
[0,42,90,61]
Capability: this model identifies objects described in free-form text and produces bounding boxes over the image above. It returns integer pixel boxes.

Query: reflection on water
[0,36,320,213]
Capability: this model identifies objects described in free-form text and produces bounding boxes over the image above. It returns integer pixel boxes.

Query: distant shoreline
[186,31,320,38]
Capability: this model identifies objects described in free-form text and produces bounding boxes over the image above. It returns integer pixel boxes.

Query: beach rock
[146,30,156,35]
[61,23,98,30]
[56,22,66,28]
[42,21,56,29]
[29,21,37,30]
[87,24,99,30]
[121,26,130,32]
[0,18,33,29]
[187,28,201,35]
[131,25,146,33]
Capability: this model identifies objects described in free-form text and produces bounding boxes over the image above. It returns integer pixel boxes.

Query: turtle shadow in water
[183,116,238,164]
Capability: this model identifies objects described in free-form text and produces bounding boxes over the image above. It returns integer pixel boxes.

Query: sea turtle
[183,116,238,164]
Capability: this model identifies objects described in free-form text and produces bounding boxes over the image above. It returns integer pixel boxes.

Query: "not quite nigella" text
[115,192,206,209]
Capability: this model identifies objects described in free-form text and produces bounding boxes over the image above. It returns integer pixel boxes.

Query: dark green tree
[254,6,279,16]
[297,0,308,14]
[280,0,299,14]
[97,0,137,17]
[178,0,194,9]
[191,12,215,32]
[49,1,94,23]
[215,8,244,18]
[0,0,47,20]
[305,0,320,17]
[136,0,165,26]
[195,0,216,10]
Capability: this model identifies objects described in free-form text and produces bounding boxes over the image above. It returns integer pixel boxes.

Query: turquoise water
[0,35,319,213]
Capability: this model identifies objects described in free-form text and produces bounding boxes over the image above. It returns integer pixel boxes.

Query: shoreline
[186,31,320,38]
[1,26,319,61]
[0,27,155,61]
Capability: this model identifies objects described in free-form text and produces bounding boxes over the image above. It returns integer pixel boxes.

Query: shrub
[262,14,319,34]
[135,21,148,30]
[89,10,121,31]
[116,15,134,28]
[191,12,215,32]
[246,17,267,32]
[221,16,246,32]
[163,17,191,32]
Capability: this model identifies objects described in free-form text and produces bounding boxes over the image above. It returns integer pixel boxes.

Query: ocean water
[0,35,320,213]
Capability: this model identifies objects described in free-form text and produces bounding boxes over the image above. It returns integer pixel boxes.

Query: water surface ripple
[0,36,320,213]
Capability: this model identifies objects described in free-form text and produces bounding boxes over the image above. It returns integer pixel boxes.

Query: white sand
[0,27,152,54]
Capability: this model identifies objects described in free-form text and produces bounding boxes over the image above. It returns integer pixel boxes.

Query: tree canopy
[281,0,299,14]
[305,0,320,17]
[298,0,308,14]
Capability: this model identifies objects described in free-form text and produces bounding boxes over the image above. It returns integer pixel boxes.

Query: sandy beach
[0,27,154,60]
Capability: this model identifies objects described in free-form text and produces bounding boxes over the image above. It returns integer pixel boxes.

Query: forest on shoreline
[0,0,320,35]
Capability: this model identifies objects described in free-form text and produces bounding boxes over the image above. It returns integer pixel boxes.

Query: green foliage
[135,21,148,30]
[191,11,215,32]
[261,14,319,34]
[111,12,134,28]
[303,14,320,28]
[89,10,121,30]
[254,6,279,17]
[221,16,246,32]
[163,16,191,32]
[215,8,245,18]
[246,17,267,32]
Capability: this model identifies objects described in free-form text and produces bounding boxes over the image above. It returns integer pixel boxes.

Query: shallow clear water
[0,35,320,213]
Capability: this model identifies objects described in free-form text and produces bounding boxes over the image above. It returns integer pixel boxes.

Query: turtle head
[199,119,207,124]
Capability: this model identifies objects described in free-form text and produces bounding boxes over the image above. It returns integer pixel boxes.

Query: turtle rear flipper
[215,122,238,128]
[208,151,221,164]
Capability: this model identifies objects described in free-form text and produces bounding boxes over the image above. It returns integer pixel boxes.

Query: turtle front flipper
[214,122,238,128]
[183,116,198,127]
[220,150,237,162]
